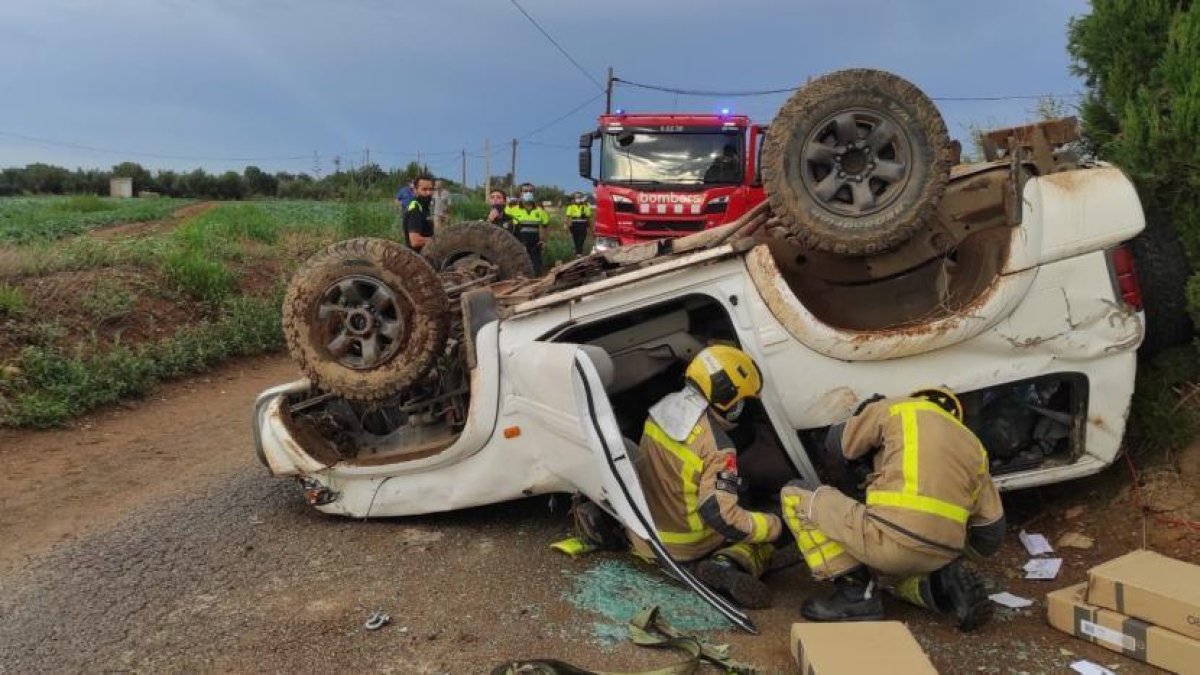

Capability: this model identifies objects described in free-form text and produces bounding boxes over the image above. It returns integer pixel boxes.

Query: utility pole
[510,138,518,190]
[363,146,371,190]
[605,66,614,114]
[484,139,492,198]
[416,151,422,173]
[461,148,467,187]
[312,150,321,178]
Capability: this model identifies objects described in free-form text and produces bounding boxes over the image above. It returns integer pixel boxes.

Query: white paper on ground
[1023,557,1063,579]
[1019,530,1054,555]
[1070,660,1116,675]
[988,591,1034,608]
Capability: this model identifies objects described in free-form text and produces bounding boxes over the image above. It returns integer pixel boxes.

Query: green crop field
[0,198,586,427]
[0,195,194,244]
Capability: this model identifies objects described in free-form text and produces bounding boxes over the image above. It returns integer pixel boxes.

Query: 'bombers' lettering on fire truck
[638,193,704,205]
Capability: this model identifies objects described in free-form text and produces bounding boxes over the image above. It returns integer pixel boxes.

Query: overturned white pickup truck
[254,71,1144,627]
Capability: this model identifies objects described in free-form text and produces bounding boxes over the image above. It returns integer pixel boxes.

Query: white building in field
[109,177,133,198]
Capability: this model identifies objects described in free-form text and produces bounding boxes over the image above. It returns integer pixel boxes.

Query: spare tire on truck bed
[422,221,534,280]
[282,237,449,401]
[762,68,954,256]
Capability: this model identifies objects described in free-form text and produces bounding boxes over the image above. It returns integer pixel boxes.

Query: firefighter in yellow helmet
[780,387,1005,630]
[627,345,784,608]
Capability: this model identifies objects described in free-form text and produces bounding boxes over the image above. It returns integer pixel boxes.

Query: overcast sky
[0,0,1090,190]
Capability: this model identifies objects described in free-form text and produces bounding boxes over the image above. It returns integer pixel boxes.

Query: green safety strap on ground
[628,607,762,675]
[489,606,762,675]
[550,536,598,558]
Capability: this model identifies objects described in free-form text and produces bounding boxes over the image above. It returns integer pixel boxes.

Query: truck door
[570,349,759,633]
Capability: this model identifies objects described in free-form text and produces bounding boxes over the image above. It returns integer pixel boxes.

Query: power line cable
[0,130,309,162]
[523,140,575,150]
[3,90,603,177]
[613,76,1083,101]
[518,92,604,140]
[507,0,603,91]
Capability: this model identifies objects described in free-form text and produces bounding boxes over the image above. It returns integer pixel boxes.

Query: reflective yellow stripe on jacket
[643,420,707,545]
[865,401,978,525]
[782,493,846,568]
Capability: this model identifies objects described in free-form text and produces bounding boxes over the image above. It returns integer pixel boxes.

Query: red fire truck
[579,111,767,249]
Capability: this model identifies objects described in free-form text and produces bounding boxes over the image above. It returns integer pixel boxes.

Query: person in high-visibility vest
[780,387,1005,631]
[509,187,550,275]
[564,192,593,256]
[626,346,784,609]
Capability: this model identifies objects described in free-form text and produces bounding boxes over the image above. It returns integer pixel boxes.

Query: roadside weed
[2,295,284,427]
[161,249,236,303]
[81,277,135,321]
[0,282,26,315]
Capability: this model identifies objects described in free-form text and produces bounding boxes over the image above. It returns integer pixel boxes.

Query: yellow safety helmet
[911,386,963,422]
[685,345,762,413]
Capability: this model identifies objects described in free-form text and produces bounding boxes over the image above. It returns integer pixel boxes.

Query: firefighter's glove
[819,422,851,488]
[853,393,886,416]
[964,515,1006,561]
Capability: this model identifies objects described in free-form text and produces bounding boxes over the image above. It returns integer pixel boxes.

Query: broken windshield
[601,131,744,185]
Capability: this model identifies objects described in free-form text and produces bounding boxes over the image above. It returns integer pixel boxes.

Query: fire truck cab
[579,112,767,249]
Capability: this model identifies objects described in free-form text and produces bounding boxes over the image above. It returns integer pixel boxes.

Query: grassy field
[0,195,194,244]
[0,197,582,427]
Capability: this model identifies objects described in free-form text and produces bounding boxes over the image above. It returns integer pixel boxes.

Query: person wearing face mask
[564,192,593,256]
[509,185,550,275]
[625,345,784,609]
[486,189,515,231]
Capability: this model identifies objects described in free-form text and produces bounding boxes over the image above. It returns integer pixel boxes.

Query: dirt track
[0,355,1190,673]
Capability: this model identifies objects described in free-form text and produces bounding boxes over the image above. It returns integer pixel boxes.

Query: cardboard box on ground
[1086,550,1200,642]
[790,621,937,674]
[1046,550,1200,675]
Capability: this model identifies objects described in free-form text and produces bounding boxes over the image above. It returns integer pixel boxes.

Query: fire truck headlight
[593,236,621,252]
[611,194,635,213]
[704,195,730,214]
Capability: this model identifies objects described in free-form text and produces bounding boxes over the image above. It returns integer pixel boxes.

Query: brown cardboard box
[1048,583,1200,674]
[1087,549,1200,641]
[790,621,937,674]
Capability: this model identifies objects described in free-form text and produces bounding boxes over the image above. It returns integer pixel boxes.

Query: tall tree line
[1069,0,1200,352]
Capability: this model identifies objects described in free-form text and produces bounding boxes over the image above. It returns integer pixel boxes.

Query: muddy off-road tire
[763,69,953,256]
[282,238,449,401]
[422,221,534,280]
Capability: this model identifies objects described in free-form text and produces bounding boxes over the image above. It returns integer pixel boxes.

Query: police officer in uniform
[627,345,784,608]
[509,187,549,275]
[403,175,436,252]
[564,192,593,256]
[780,387,1005,630]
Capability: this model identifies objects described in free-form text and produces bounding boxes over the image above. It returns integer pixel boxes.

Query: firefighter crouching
[781,388,1005,630]
[626,346,784,608]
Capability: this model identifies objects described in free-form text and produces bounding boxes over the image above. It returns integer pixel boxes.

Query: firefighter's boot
[694,555,773,609]
[800,568,884,622]
[571,497,626,551]
[894,559,992,631]
[932,559,992,631]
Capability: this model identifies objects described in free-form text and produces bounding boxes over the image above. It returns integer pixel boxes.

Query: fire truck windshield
[601,131,743,185]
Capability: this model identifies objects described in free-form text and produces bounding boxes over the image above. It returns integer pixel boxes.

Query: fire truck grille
[636,219,706,232]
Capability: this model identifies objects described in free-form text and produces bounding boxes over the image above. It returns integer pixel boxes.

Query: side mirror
[751,126,768,187]
[578,132,596,183]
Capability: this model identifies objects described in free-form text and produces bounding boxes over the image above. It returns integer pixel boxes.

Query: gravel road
[0,355,1183,673]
